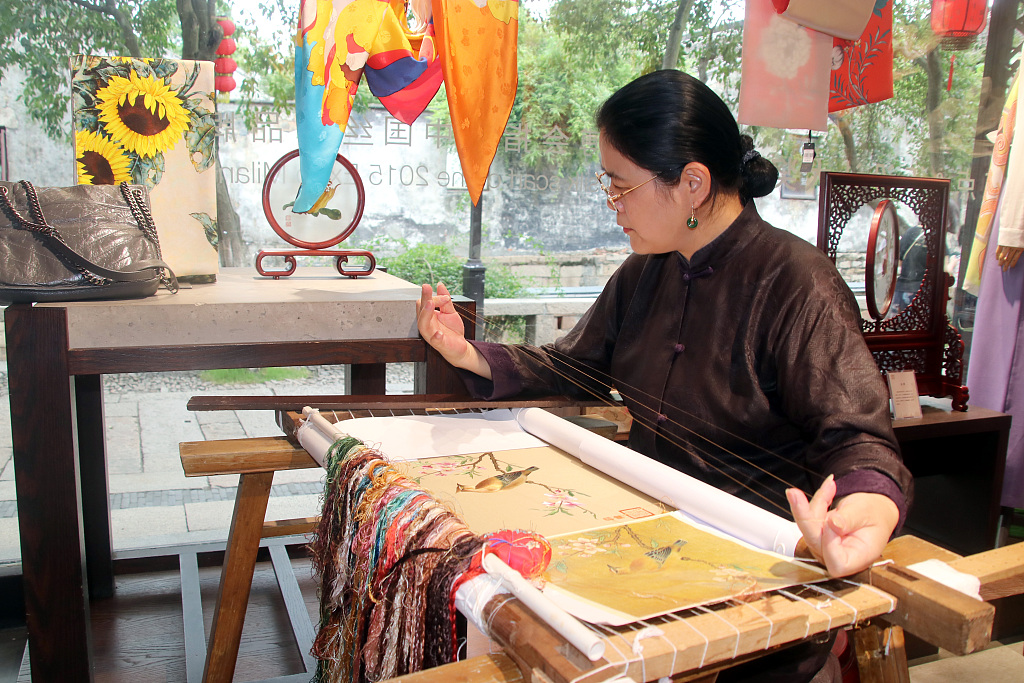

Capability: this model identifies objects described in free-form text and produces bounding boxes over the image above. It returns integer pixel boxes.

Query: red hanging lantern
[215,37,237,56]
[214,16,238,93]
[216,17,235,37]
[214,57,237,74]
[215,74,237,93]
[931,0,989,51]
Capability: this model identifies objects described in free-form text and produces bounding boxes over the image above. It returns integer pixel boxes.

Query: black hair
[596,70,778,205]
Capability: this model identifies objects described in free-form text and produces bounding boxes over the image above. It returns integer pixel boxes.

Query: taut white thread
[842,578,896,614]
[805,584,859,626]
[733,598,775,650]
[695,605,741,659]
[777,589,816,638]
[666,610,708,669]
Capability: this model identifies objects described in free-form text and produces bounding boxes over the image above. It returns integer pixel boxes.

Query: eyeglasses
[595,171,658,210]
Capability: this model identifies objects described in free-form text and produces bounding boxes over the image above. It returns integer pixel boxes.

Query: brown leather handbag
[0,180,178,303]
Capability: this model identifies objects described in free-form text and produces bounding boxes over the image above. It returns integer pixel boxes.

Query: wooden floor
[3,545,320,683]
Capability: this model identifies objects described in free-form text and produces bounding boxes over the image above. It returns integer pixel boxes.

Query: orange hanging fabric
[964,70,1020,294]
[432,0,520,205]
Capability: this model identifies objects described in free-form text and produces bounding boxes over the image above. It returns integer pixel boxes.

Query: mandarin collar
[676,201,763,270]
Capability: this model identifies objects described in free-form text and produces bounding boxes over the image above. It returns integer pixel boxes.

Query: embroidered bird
[456,466,539,493]
[607,539,687,574]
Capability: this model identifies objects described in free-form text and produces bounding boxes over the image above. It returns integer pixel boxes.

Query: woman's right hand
[416,283,492,378]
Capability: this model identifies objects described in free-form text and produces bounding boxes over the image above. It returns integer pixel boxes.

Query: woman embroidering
[417,70,911,682]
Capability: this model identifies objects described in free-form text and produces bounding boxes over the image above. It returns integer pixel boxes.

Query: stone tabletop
[34,267,423,349]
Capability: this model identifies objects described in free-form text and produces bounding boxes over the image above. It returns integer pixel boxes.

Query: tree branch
[177,0,200,58]
[62,0,142,57]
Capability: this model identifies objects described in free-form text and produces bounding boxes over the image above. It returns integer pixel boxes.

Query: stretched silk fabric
[964,69,1020,295]
[829,0,893,112]
[294,0,518,211]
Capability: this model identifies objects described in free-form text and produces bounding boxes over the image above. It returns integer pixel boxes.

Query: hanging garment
[772,0,876,41]
[828,0,894,112]
[965,195,1024,508]
[293,0,518,212]
[964,69,1021,295]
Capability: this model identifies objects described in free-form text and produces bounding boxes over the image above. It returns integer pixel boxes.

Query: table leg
[5,305,94,681]
[348,363,386,395]
[854,623,910,683]
[75,373,114,599]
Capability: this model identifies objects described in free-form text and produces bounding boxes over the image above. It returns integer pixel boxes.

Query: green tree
[0,0,248,265]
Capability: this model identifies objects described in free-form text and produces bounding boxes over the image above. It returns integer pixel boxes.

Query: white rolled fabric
[513,407,803,555]
[775,0,874,41]
[297,407,346,466]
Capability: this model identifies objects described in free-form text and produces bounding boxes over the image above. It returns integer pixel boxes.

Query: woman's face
[598,134,688,255]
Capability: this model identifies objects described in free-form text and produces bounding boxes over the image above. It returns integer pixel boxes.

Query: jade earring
[687,206,698,229]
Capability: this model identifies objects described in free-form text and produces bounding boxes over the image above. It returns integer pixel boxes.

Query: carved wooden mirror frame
[817,172,968,411]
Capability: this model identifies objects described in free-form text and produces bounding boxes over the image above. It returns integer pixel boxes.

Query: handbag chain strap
[117,183,178,293]
[0,181,108,285]
[118,184,163,253]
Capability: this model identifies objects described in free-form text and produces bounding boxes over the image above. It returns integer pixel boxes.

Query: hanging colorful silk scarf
[737,0,832,131]
[293,0,444,213]
[829,0,894,112]
[293,0,518,212]
[964,70,1020,295]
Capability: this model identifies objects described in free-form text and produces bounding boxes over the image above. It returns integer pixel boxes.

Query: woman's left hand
[786,476,899,577]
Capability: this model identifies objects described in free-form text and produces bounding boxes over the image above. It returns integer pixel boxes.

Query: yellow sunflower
[74,130,133,185]
[96,72,191,158]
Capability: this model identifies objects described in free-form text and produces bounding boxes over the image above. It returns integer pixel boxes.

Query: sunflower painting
[70,55,219,281]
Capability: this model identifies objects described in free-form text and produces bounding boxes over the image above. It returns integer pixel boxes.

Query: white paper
[887,370,923,420]
[317,409,546,461]
[907,559,982,601]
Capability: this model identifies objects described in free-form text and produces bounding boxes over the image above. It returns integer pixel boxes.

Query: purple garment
[966,197,1024,508]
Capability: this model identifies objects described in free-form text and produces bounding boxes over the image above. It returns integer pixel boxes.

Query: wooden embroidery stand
[179,397,1024,683]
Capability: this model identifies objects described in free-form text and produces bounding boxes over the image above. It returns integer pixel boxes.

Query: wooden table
[892,399,1011,555]
[4,268,471,682]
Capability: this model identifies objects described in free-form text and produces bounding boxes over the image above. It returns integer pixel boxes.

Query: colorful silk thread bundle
[310,435,484,683]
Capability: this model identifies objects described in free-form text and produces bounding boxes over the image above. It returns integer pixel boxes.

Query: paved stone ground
[0,363,415,563]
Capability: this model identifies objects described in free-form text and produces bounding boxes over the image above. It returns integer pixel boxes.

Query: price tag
[800,142,816,173]
[887,370,923,420]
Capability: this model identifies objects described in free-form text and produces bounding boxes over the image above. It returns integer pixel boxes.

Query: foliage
[0,0,179,140]
[199,367,310,384]
[366,237,530,300]
[233,1,295,131]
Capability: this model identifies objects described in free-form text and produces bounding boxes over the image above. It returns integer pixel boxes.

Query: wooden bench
[180,435,319,683]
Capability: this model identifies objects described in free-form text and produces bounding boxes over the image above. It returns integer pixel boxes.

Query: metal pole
[463,195,486,339]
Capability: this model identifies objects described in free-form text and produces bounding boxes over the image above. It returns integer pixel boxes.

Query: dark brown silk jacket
[467,202,913,520]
